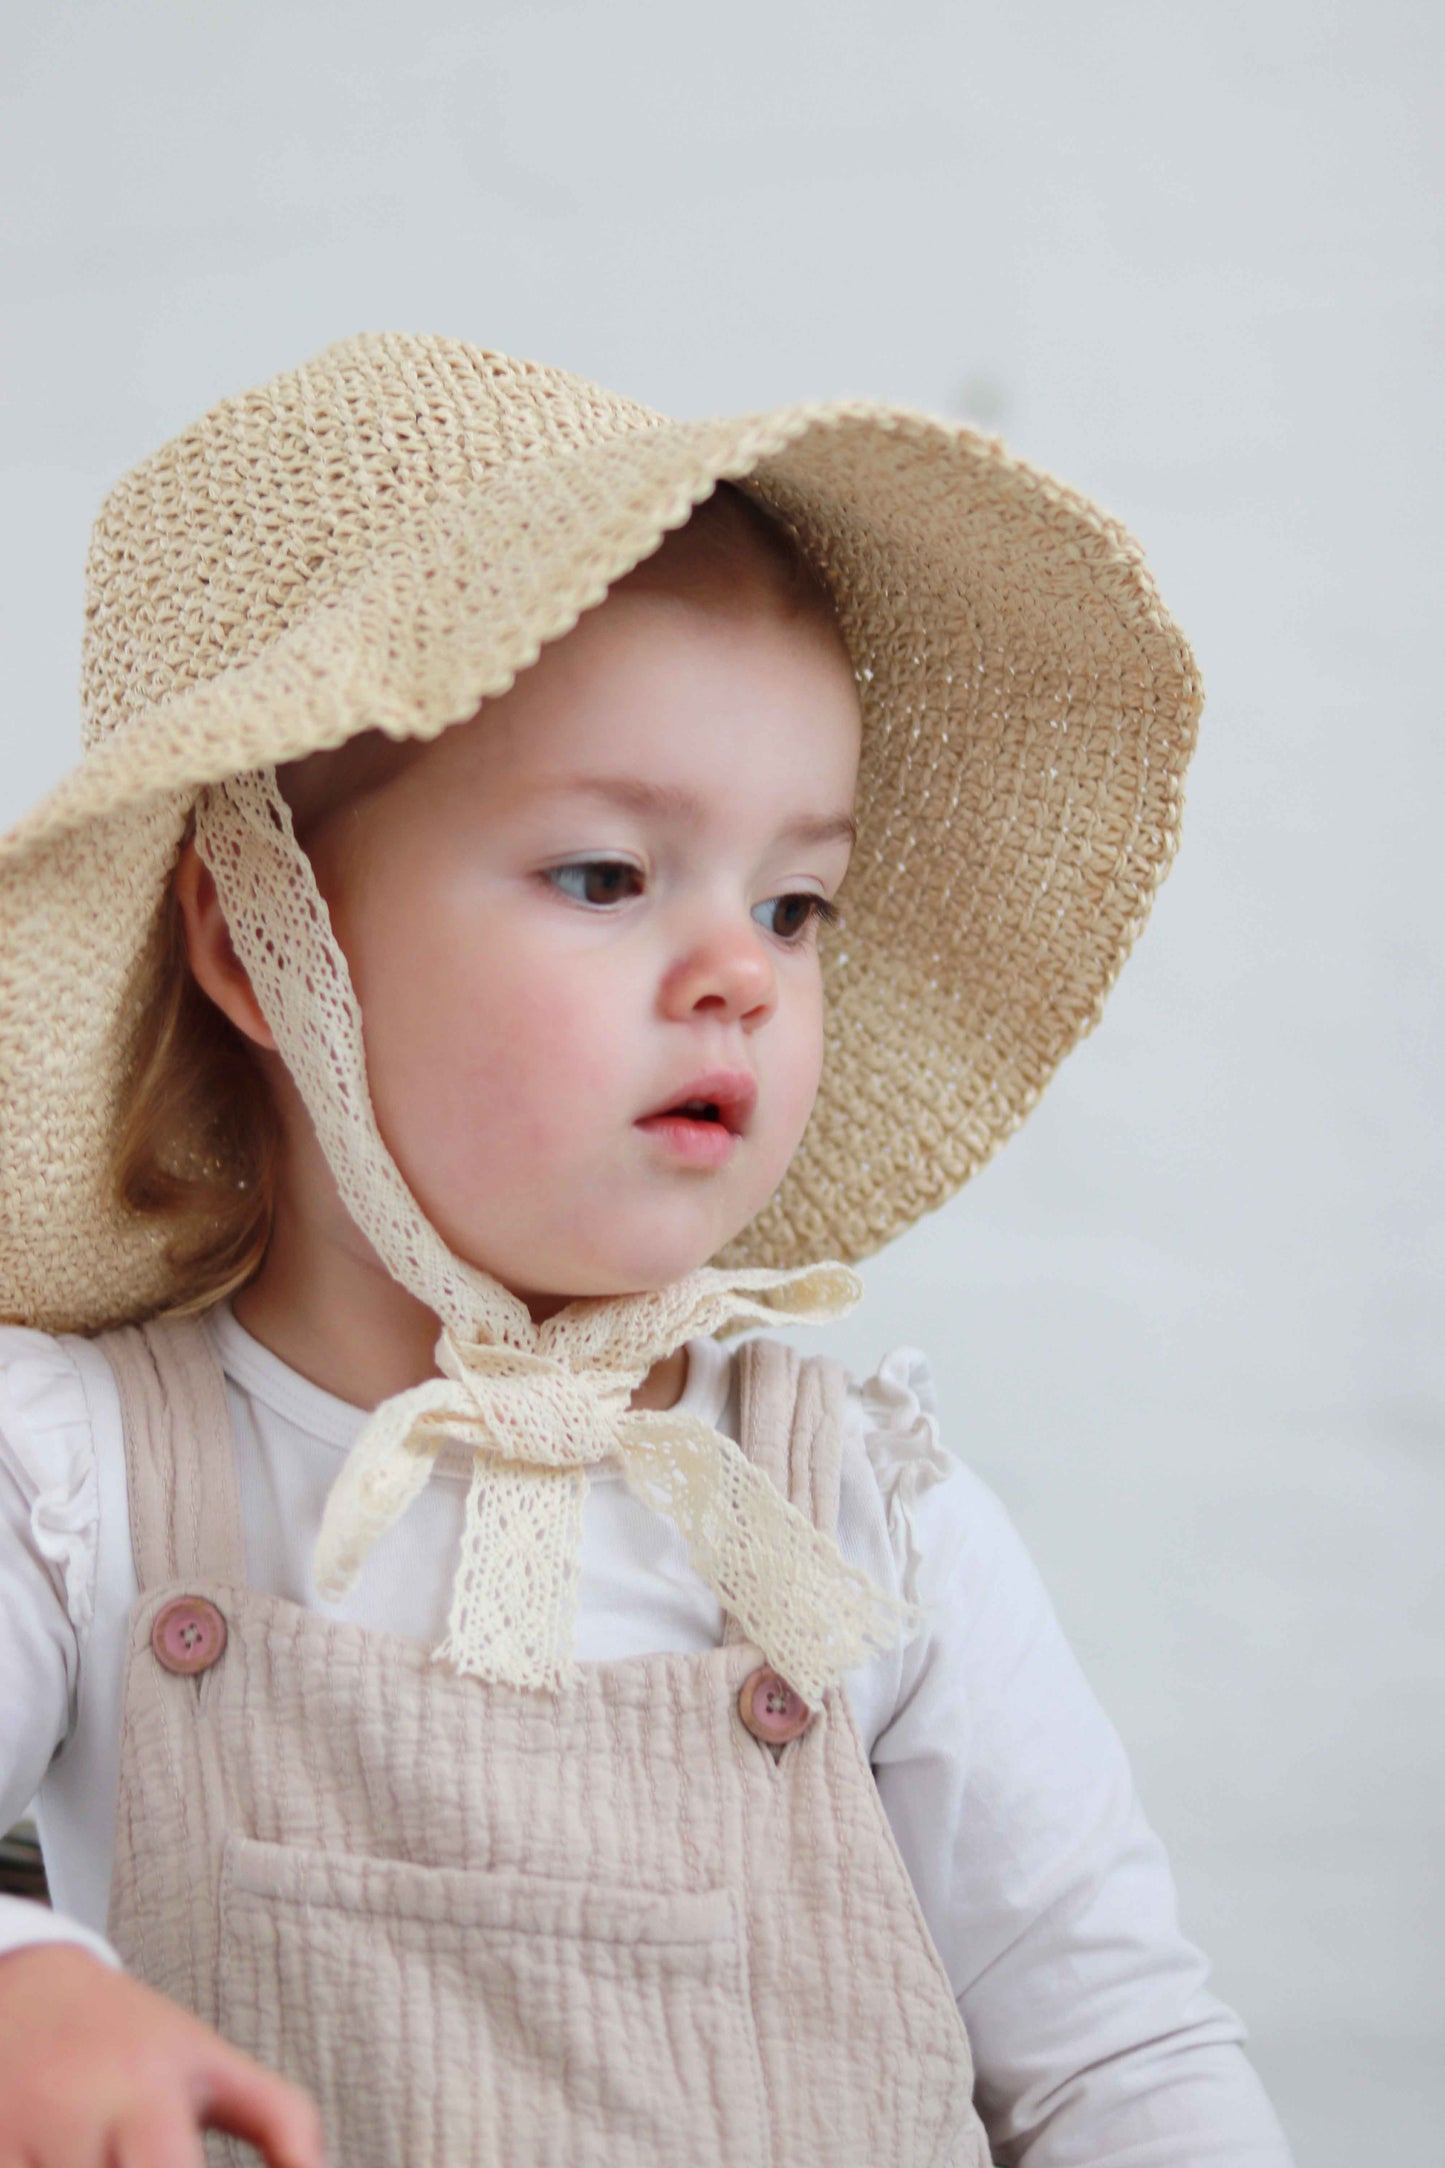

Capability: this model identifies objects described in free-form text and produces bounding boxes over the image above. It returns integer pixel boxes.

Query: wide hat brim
[0,333,1201,1335]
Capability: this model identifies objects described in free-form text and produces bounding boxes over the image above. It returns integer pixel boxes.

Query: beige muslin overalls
[94,1312,992,2167]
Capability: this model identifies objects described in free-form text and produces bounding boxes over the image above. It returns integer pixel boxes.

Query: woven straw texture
[0,331,1203,1335]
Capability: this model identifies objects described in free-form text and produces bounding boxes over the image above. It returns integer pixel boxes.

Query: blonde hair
[108,803,283,1319]
[107,483,841,1318]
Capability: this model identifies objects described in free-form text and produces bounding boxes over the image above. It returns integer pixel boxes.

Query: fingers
[0,1940,326,2168]
[193,2048,328,2168]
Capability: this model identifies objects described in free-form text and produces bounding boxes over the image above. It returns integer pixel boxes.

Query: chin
[559,1238,725,1303]
[454,1195,763,1308]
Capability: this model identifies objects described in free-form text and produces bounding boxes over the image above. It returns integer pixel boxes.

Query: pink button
[738,1666,814,1745]
[151,1596,228,1676]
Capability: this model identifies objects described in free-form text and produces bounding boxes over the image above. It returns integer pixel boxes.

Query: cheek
[781,991,827,1137]
[749,974,824,1172]
[472,964,618,1125]
[360,907,621,1152]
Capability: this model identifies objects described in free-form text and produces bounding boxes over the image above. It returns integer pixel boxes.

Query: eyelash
[541,860,842,946]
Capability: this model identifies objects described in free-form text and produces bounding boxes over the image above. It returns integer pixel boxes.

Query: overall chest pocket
[212,1831,773,2168]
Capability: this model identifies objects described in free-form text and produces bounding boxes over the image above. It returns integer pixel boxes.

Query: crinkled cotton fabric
[0,1305,1295,2166]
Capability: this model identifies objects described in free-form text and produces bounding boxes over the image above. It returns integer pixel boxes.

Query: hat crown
[80,332,664,751]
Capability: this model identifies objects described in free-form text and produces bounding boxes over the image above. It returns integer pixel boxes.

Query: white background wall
[3,4,1439,2158]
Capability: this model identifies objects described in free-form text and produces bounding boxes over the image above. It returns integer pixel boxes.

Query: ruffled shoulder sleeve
[853,1345,955,1603]
[0,1326,102,1666]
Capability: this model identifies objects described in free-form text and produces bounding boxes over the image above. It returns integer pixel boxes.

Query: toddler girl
[0,333,1295,2166]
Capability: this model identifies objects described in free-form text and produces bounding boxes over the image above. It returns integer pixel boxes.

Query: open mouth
[638,1072,756,1140]
[645,1098,742,1138]
[635,1100,741,1163]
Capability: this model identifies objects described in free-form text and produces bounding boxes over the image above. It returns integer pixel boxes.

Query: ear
[171,836,279,1053]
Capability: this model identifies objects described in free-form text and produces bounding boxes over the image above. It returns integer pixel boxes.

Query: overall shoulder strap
[724,1336,849,1653]
[734,1338,849,1533]
[90,1311,246,1591]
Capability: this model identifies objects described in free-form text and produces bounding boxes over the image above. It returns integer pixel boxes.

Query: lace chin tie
[194,767,923,1699]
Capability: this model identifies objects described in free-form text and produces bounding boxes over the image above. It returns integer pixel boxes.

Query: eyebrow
[531,774,858,851]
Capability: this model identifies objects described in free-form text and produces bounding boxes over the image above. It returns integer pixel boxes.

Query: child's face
[293,576,861,1310]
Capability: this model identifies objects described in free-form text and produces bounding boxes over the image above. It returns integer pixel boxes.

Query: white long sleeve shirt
[0,1299,1295,2166]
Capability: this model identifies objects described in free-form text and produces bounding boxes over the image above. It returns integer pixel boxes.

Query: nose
[658,905,778,1026]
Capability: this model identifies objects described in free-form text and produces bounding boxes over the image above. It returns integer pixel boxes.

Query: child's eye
[543,859,645,907]
[542,861,841,947]
[753,893,843,946]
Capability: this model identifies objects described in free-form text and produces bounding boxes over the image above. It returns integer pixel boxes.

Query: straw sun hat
[0,330,1203,1346]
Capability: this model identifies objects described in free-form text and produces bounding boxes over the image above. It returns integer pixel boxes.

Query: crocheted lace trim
[193,769,922,1699]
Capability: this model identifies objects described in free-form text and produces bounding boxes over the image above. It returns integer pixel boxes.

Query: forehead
[433,584,860,782]
[278,579,860,845]
[517,771,857,852]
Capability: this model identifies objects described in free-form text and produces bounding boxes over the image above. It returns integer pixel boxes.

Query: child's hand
[0,1942,327,2167]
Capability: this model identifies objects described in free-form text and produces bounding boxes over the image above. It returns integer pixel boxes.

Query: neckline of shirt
[202,1296,734,1455]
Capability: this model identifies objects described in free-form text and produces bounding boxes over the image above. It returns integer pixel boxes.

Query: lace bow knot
[432,1333,634,1468]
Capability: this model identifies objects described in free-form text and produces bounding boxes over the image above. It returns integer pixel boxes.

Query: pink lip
[637,1069,757,1137]
[634,1112,740,1167]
